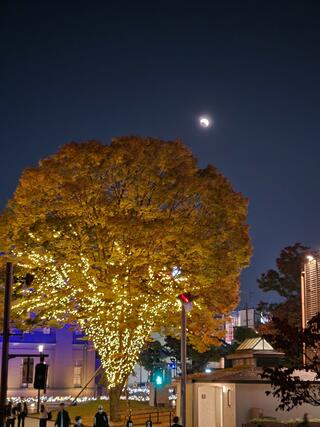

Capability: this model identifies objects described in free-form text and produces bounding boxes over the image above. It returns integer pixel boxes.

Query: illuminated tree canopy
[0,137,251,396]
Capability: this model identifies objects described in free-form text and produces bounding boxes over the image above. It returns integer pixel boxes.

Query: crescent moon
[199,117,210,128]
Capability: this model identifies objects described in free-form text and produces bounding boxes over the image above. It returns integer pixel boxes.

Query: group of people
[5,402,28,427]
[5,401,183,427]
[53,403,109,427]
[4,402,109,427]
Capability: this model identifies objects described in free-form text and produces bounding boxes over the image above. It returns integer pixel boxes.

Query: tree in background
[261,313,320,410]
[139,327,258,377]
[257,243,308,358]
[164,336,227,374]
[0,137,251,419]
[138,340,168,373]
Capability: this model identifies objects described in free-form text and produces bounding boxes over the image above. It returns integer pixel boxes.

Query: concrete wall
[175,381,193,427]
[189,381,320,427]
[235,383,320,427]
[52,327,73,389]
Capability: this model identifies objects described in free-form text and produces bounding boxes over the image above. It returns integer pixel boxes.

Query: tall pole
[245,300,249,327]
[0,263,13,427]
[181,303,187,427]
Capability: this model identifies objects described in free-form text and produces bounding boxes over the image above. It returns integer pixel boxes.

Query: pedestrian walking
[39,404,49,427]
[93,405,109,427]
[20,403,28,427]
[299,413,311,427]
[74,416,83,427]
[15,403,22,427]
[5,402,16,427]
[55,403,71,427]
[171,416,182,427]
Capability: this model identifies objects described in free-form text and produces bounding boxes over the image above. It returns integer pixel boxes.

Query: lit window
[73,366,82,387]
[21,358,34,387]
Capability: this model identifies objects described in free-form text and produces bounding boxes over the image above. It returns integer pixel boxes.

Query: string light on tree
[0,137,251,419]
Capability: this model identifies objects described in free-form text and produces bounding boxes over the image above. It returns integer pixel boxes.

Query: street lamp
[177,293,197,427]
[36,345,44,413]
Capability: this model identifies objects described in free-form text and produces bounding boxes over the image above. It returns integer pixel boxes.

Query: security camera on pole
[177,293,197,427]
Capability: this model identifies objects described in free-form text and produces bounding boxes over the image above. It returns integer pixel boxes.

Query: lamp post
[36,345,44,413]
[0,263,13,427]
[177,293,195,427]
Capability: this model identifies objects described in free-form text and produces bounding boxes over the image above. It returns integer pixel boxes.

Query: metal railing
[124,410,175,426]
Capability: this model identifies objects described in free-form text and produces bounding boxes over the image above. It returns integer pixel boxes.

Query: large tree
[257,243,308,354]
[0,137,251,418]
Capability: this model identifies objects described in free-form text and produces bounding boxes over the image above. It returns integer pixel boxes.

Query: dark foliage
[257,243,309,361]
[261,313,320,410]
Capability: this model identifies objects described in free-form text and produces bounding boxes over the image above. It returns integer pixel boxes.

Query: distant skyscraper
[301,254,320,327]
[224,309,262,344]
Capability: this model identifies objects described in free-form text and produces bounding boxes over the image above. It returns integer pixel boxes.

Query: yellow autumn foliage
[0,136,251,390]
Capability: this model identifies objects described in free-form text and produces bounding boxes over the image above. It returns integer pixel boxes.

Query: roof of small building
[188,367,320,384]
[236,337,274,351]
[189,366,265,383]
[226,336,285,360]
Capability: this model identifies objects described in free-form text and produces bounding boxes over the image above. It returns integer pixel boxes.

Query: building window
[73,366,82,387]
[21,357,34,387]
[43,327,51,334]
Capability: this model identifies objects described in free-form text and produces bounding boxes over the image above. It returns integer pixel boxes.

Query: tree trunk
[109,384,123,422]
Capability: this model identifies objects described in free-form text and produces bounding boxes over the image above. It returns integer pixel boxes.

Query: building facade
[224,309,262,344]
[0,326,96,398]
[301,254,320,327]
[177,339,319,427]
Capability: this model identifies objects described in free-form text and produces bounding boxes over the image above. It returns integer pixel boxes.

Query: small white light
[205,368,212,373]
[307,255,315,262]
[38,345,44,353]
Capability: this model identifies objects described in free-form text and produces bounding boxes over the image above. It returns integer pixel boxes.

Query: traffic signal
[152,368,163,387]
[177,292,197,303]
[151,366,172,387]
[151,367,164,387]
[155,373,163,386]
[34,363,48,389]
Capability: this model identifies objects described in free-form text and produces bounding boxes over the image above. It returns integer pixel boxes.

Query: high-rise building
[301,254,320,327]
[224,308,262,344]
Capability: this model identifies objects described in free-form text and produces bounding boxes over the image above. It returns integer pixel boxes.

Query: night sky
[2,1,320,306]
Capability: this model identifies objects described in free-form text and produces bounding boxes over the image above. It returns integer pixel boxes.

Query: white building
[177,338,320,427]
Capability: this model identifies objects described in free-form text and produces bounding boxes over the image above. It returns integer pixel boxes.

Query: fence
[124,410,174,426]
[25,410,175,427]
